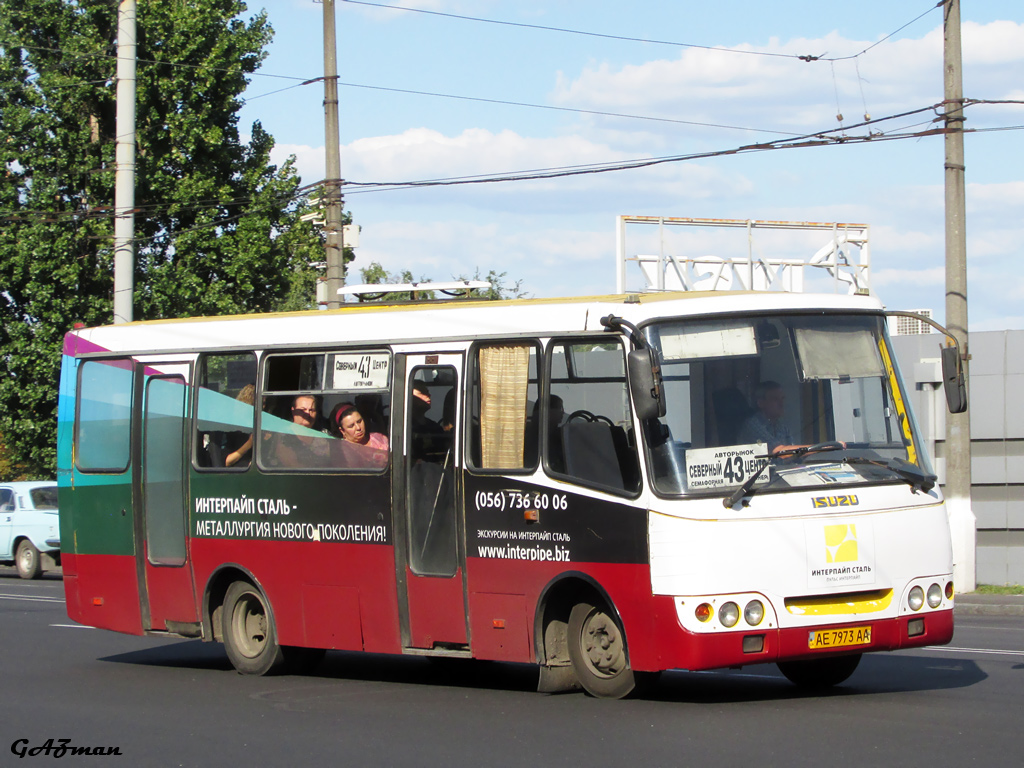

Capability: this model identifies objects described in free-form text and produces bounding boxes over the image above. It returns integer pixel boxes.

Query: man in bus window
[410,381,446,462]
[275,394,331,468]
[738,381,797,452]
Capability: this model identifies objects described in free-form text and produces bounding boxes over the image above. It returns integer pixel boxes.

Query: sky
[235,0,1024,330]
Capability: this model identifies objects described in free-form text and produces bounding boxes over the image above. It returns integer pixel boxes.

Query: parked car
[0,481,61,579]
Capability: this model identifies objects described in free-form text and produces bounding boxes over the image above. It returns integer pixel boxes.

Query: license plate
[808,625,872,650]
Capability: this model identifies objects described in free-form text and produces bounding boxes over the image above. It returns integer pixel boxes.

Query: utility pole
[322,0,345,309]
[113,0,137,324]
[943,0,975,592]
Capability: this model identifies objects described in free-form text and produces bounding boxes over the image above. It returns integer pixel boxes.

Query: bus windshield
[641,313,933,497]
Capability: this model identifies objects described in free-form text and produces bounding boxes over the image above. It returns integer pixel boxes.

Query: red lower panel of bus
[465,557,658,666]
[188,538,402,654]
[407,566,468,648]
[62,553,144,636]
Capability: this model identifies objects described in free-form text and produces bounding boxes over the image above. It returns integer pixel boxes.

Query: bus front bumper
[642,602,954,673]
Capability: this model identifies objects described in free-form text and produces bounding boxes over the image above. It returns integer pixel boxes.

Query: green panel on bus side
[61,475,135,557]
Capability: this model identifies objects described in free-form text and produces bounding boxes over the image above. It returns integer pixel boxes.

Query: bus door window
[406,366,458,576]
[143,375,188,566]
[468,342,540,471]
[547,340,641,494]
[194,353,257,470]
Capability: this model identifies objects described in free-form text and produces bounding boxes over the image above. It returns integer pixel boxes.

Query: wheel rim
[18,546,34,573]
[580,609,627,678]
[231,592,268,659]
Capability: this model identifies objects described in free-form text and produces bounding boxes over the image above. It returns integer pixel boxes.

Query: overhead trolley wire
[340,0,944,63]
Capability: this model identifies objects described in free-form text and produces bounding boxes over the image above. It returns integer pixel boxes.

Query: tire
[777,653,862,689]
[16,540,42,580]
[567,600,636,699]
[222,581,285,675]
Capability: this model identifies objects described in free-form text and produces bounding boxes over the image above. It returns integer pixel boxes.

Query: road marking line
[50,623,93,629]
[0,593,65,603]
[924,645,1024,658]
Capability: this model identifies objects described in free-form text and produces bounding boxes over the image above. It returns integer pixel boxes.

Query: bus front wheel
[223,581,285,675]
[567,600,636,699]
[777,653,862,689]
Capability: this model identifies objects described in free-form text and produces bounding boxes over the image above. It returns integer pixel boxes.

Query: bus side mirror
[941,345,967,414]
[628,347,667,421]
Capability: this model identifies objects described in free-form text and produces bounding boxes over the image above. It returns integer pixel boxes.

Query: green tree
[0,0,334,476]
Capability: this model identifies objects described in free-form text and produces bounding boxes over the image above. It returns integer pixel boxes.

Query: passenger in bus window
[410,381,446,462]
[330,403,389,450]
[224,384,256,468]
[440,389,456,432]
[275,394,331,468]
[738,381,797,452]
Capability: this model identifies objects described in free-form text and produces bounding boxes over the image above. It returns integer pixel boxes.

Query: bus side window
[259,350,392,472]
[76,358,134,473]
[194,353,257,471]
[468,342,539,471]
[548,340,641,494]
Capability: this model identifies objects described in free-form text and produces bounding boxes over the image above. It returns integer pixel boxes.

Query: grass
[975,584,1024,596]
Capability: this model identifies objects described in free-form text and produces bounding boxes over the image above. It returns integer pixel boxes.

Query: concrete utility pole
[943,0,975,592]
[322,0,345,309]
[113,0,137,324]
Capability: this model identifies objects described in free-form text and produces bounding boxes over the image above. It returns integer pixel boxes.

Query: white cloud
[873,266,945,288]
[550,21,1024,137]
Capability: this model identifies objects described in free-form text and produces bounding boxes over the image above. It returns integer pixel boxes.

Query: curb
[954,594,1024,617]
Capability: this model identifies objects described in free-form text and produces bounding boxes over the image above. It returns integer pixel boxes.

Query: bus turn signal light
[695,603,713,622]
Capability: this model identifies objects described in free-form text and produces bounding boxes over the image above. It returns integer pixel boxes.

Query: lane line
[0,593,65,603]
[50,623,94,629]
[924,645,1024,658]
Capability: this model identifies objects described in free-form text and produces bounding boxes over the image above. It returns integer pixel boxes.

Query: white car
[1,481,61,579]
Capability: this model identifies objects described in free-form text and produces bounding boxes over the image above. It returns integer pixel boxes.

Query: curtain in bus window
[479,344,529,468]
[77,359,133,472]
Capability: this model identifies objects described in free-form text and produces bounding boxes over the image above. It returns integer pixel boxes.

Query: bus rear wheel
[568,600,636,699]
[223,581,285,675]
[777,653,862,689]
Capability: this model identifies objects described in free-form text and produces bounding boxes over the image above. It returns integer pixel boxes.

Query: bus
[56,290,966,698]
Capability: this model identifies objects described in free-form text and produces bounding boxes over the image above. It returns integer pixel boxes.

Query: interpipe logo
[824,524,859,564]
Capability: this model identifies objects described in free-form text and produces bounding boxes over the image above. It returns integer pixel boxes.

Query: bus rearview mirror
[941,345,967,414]
[628,347,666,421]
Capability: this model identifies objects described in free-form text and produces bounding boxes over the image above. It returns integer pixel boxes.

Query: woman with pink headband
[329,402,389,450]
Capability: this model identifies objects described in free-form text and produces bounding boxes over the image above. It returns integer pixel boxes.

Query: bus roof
[63,290,884,358]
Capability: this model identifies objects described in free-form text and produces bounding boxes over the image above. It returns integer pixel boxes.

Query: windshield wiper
[723,441,845,508]
[829,455,936,493]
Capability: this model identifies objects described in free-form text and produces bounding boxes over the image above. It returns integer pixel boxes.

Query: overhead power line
[338,101,1017,194]
[340,0,943,63]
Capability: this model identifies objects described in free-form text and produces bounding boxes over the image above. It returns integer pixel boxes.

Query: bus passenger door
[136,366,200,632]
[395,353,468,650]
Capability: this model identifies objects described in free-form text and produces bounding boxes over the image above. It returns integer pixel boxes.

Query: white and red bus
[57,290,964,697]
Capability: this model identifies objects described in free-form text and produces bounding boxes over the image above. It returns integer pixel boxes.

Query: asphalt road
[2,569,1023,768]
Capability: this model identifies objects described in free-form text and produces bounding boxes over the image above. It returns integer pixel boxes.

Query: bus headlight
[719,602,739,628]
[927,583,943,608]
[744,600,764,626]
[908,586,925,611]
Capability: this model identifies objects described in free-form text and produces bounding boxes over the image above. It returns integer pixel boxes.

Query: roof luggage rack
[336,280,492,303]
